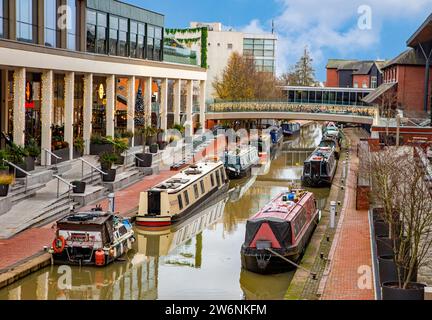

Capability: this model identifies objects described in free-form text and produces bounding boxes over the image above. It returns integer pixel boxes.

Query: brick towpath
[0,136,226,274]
[320,129,374,300]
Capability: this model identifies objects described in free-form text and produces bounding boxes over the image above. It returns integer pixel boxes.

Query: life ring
[52,236,65,254]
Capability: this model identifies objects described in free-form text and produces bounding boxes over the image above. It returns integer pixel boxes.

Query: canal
[0,123,330,300]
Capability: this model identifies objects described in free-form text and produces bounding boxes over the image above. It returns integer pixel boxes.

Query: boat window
[304,162,311,175]
[184,191,190,206]
[215,170,221,186]
[311,161,321,177]
[219,168,226,181]
[178,194,183,210]
[194,184,199,199]
[210,173,215,187]
[118,226,128,237]
[321,162,328,175]
[200,180,205,194]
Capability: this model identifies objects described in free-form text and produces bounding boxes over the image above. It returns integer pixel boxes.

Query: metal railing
[43,148,62,166]
[3,160,32,193]
[53,174,74,198]
[123,150,145,166]
[78,158,107,184]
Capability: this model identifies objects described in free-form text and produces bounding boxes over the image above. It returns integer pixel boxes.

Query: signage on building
[98,84,105,100]
[25,81,34,109]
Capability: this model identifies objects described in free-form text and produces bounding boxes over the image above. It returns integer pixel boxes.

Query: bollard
[330,201,336,229]
[342,161,347,179]
[108,193,115,213]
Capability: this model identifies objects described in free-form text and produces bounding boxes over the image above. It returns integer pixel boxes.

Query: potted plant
[25,138,40,169]
[157,140,168,150]
[111,137,129,165]
[0,174,14,197]
[150,143,159,154]
[121,130,134,147]
[74,137,85,157]
[142,126,157,146]
[156,128,165,142]
[98,152,118,182]
[173,123,185,137]
[71,180,86,194]
[0,150,10,175]
[7,143,29,178]
[90,134,114,155]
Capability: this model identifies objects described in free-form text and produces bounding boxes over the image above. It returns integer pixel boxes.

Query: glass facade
[86,8,163,62]
[66,0,77,50]
[17,0,36,43]
[0,0,8,39]
[44,0,57,47]
[243,38,276,73]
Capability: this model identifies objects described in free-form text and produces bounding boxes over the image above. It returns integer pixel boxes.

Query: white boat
[136,158,229,227]
[223,146,260,179]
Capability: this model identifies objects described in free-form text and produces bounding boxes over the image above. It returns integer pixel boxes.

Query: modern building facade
[325,59,386,89]
[188,22,277,99]
[0,0,207,165]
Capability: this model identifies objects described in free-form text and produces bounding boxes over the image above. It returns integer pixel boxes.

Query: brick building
[364,14,432,119]
[325,59,386,89]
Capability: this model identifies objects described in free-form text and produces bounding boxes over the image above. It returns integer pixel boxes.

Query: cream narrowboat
[136,159,229,227]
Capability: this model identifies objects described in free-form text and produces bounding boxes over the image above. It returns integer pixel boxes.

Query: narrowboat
[302,146,337,187]
[241,189,321,274]
[50,207,135,266]
[281,122,301,137]
[223,146,260,179]
[136,158,229,227]
[319,136,340,159]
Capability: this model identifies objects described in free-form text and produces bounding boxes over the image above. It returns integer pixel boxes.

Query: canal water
[0,123,330,300]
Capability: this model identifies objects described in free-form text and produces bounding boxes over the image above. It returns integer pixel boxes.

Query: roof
[407,13,432,47]
[382,48,426,69]
[362,82,398,104]
[326,59,357,69]
[327,59,387,75]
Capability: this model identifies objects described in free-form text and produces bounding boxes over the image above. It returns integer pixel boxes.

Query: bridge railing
[207,101,377,118]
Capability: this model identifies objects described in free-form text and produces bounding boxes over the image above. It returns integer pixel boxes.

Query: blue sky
[127,0,432,81]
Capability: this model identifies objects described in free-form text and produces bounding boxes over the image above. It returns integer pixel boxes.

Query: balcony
[163,45,198,66]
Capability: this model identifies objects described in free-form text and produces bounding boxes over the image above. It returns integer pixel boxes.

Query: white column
[173,79,181,125]
[13,68,26,146]
[160,78,168,132]
[83,73,93,155]
[127,76,136,146]
[106,75,116,137]
[64,72,75,160]
[41,70,53,166]
[199,80,206,130]
[185,80,193,137]
[144,77,153,127]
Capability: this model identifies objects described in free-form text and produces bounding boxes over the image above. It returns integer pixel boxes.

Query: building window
[129,21,138,58]
[118,18,128,57]
[17,0,36,43]
[86,10,96,52]
[137,23,145,59]
[371,76,377,88]
[0,0,7,39]
[66,0,77,50]
[96,12,107,54]
[44,0,57,47]
[109,16,118,55]
[227,43,233,49]
[147,25,154,60]
[362,80,367,88]
[154,26,162,61]
[354,82,358,88]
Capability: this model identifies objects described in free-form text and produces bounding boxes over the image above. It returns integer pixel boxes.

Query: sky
[126,0,432,81]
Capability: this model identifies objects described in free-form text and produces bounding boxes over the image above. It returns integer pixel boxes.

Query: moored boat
[50,207,135,266]
[136,158,229,227]
[281,122,301,137]
[223,146,260,179]
[319,135,341,159]
[302,146,337,187]
[241,189,320,274]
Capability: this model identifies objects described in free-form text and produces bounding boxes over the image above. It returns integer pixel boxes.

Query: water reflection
[0,122,329,300]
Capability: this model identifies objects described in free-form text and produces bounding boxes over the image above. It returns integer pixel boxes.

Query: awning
[362,82,397,104]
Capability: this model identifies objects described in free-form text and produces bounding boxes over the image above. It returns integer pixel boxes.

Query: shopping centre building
[0,0,207,165]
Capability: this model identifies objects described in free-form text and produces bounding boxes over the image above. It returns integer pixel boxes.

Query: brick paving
[0,136,225,274]
[321,129,374,300]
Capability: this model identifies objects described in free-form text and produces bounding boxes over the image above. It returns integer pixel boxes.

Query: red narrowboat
[241,189,321,274]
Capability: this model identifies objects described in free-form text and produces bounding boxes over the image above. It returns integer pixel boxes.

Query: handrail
[124,150,145,165]
[53,174,74,198]
[43,148,62,166]
[3,160,32,194]
[78,158,107,175]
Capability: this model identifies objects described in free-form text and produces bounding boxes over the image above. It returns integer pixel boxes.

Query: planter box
[102,169,117,182]
[9,163,28,178]
[158,142,168,150]
[146,136,157,146]
[134,135,144,147]
[382,282,425,300]
[114,155,125,165]
[71,181,86,194]
[374,219,389,238]
[90,143,114,156]
[378,255,398,284]
[25,156,35,172]
[150,144,159,154]
[135,153,153,168]
[376,236,394,257]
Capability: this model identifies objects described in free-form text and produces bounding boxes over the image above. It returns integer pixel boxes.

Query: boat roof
[225,146,258,157]
[151,160,224,193]
[57,212,114,226]
[306,147,334,162]
[250,190,313,222]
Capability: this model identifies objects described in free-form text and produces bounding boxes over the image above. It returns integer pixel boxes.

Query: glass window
[194,184,199,199]
[118,18,128,57]
[147,37,154,60]
[254,50,264,57]
[215,171,221,186]
[264,50,274,57]
[137,35,145,59]
[86,24,96,52]
[97,26,107,54]
[184,191,190,206]
[97,13,107,27]
[0,0,7,39]
[109,16,118,55]
[200,180,205,194]
[87,10,96,25]
[210,174,215,187]
[17,0,35,43]
[44,0,56,47]
[243,38,253,45]
[66,0,77,50]
[178,194,183,210]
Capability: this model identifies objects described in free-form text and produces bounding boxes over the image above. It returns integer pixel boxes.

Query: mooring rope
[266,248,317,279]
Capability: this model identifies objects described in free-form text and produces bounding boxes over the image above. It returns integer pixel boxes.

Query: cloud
[238,0,432,78]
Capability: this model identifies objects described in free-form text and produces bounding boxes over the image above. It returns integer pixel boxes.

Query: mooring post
[108,193,115,213]
[330,201,337,229]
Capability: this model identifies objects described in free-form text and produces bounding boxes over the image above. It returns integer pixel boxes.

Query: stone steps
[71,185,107,207]
[102,170,143,193]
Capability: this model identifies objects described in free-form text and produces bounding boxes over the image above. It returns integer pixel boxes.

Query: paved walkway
[321,129,374,300]
[0,136,225,274]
